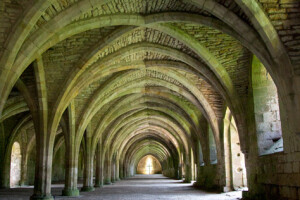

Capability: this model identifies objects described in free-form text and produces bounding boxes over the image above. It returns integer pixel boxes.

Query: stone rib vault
[0,0,299,199]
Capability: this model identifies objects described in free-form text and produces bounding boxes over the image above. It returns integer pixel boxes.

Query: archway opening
[208,125,217,164]
[252,55,283,155]
[224,108,248,191]
[136,155,162,175]
[10,142,22,188]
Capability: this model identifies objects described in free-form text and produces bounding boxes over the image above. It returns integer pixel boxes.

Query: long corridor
[0,175,242,200]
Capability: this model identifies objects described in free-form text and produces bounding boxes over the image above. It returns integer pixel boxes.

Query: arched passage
[136,155,162,175]
[0,1,299,200]
[252,55,283,155]
[224,108,247,192]
[10,142,21,188]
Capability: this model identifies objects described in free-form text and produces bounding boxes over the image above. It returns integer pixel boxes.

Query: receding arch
[137,155,162,175]
[10,142,22,188]
[223,108,247,191]
[252,55,283,155]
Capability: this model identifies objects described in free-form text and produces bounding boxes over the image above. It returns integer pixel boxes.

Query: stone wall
[259,0,300,73]
[52,144,66,183]
[252,56,283,155]
[208,126,218,164]
[244,55,300,200]
[196,165,219,190]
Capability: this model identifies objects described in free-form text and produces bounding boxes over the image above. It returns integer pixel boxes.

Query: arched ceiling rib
[1,0,293,167]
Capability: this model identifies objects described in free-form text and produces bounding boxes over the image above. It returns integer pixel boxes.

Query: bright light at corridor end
[137,155,162,175]
[146,157,153,174]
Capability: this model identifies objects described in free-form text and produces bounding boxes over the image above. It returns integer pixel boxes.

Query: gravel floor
[0,174,242,200]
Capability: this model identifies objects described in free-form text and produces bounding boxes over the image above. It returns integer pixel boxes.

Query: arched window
[10,142,22,188]
[198,140,204,166]
[208,125,217,164]
[252,55,283,155]
[224,108,247,191]
[136,155,162,174]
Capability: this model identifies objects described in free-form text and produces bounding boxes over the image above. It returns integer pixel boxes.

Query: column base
[81,186,95,192]
[94,184,103,188]
[62,188,80,196]
[223,186,232,192]
[193,182,200,187]
[242,191,249,198]
[183,180,191,183]
[104,181,112,185]
[242,191,265,199]
[30,194,54,200]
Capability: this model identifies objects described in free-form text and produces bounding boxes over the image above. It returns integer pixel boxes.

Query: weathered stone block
[263,112,277,122]
[258,122,271,132]
[271,122,281,131]
[284,163,293,173]
[293,162,299,173]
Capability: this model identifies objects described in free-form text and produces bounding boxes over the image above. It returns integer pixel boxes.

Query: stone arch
[10,142,22,187]
[252,55,283,155]
[137,155,162,175]
[223,108,247,192]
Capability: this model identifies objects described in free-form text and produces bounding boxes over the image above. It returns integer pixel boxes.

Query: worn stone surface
[0,1,299,200]
[0,175,242,200]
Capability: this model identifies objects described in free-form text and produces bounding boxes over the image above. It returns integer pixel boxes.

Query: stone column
[119,162,124,179]
[104,155,112,185]
[184,164,192,183]
[95,141,103,188]
[30,117,54,199]
[115,157,120,181]
[62,102,79,196]
[30,139,54,200]
[20,153,28,186]
[30,56,54,200]
[81,135,95,192]
[184,153,192,183]
[194,140,203,187]
[111,161,115,183]
[178,164,183,180]
[0,123,5,188]
[62,146,79,196]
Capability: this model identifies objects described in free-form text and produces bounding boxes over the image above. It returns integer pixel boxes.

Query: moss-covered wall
[196,165,218,190]
[252,55,282,155]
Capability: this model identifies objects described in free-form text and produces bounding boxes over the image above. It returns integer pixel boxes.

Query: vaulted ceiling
[0,0,298,168]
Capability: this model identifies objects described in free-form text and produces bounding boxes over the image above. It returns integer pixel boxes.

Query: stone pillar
[184,153,192,183]
[31,56,54,200]
[178,164,183,180]
[95,142,103,188]
[20,153,28,186]
[111,161,115,183]
[184,164,192,183]
[119,162,124,179]
[195,140,203,187]
[81,136,94,192]
[104,156,112,185]
[173,163,179,180]
[62,102,79,196]
[19,130,29,186]
[62,147,79,196]
[0,123,5,188]
[115,157,120,181]
[30,140,54,200]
